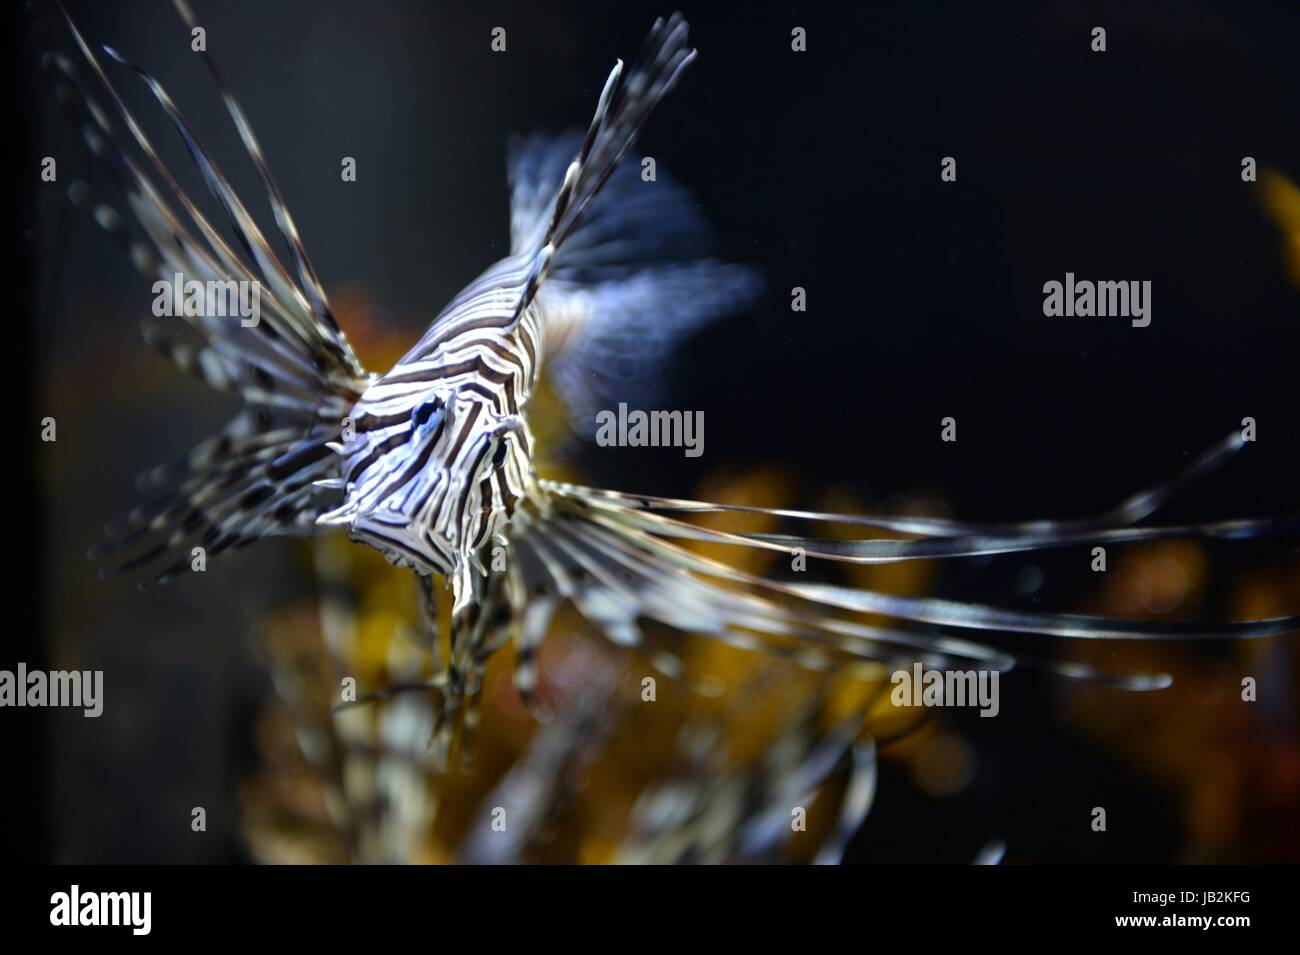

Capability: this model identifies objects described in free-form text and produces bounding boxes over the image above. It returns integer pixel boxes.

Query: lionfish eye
[411,396,443,427]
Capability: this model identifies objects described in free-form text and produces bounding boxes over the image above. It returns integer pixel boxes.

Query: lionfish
[51,4,1297,770]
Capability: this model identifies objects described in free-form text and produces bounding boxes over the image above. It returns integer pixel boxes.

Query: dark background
[14,0,1300,863]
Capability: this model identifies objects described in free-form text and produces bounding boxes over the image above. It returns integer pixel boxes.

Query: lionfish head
[318,376,530,579]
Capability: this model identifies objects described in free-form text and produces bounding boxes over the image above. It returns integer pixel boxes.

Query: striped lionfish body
[53,5,1298,769]
[320,252,548,606]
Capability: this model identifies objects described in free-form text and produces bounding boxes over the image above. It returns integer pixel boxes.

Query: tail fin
[508,128,761,432]
[48,5,370,584]
[507,15,724,317]
[537,14,696,260]
[508,16,761,430]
